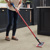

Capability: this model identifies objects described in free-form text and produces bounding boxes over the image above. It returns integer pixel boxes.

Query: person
[5,0,22,41]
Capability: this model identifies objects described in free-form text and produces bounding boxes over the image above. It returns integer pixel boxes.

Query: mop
[10,3,44,47]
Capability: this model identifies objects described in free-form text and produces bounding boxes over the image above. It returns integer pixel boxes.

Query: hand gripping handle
[10,3,15,8]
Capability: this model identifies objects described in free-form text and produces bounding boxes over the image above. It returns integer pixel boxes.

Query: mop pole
[10,3,44,47]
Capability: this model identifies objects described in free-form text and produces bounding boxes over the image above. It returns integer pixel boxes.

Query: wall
[46,0,50,6]
[33,0,40,24]
[0,0,6,3]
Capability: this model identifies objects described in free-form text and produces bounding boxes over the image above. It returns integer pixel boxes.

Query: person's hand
[17,8,19,11]
[8,2,12,7]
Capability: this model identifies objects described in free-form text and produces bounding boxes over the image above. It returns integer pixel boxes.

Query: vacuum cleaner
[10,3,44,47]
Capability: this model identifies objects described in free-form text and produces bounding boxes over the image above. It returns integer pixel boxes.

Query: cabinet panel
[38,8,50,36]
[0,8,8,32]
[17,9,32,28]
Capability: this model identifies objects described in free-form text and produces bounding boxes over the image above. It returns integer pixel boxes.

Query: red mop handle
[10,3,43,44]
[15,8,36,37]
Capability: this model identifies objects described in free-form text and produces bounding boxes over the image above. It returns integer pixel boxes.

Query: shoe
[12,37,18,41]
[5,37,10,41]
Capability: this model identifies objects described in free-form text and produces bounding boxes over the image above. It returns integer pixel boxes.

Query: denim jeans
[6,9,18,36]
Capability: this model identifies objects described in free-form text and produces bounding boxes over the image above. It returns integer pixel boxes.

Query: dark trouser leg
[6,10,13,36]
[12,12,18,36]
[6,23,12,36]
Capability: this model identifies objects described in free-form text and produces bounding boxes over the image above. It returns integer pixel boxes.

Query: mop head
[36,42,44,47]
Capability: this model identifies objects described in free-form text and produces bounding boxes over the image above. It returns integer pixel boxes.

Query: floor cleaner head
[36,42,44,47]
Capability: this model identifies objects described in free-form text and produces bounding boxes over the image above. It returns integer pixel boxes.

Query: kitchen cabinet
[37,6,50,36]
[17,8,33,28]
[0,8,8,32]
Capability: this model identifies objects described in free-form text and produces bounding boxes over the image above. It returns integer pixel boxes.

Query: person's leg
[12,12,18,36]
[12,11,18,40]
[5,10,13,40]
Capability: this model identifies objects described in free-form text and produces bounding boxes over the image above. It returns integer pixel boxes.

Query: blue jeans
[6,9,18,36]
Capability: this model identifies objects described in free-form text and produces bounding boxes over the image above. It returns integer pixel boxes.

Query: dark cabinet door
[17,9,32,28]
[0,8,8,32]
[38,8,50,36]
